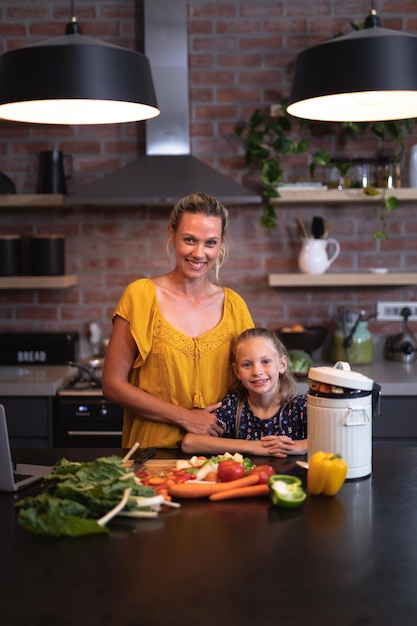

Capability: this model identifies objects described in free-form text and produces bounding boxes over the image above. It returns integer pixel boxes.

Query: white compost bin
[307,362,380,479]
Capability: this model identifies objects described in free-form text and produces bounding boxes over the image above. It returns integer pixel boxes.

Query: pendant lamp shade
[0,19,160,125]
[287,12,417,123]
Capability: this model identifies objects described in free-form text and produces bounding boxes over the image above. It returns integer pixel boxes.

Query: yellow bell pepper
[307,451,348,496]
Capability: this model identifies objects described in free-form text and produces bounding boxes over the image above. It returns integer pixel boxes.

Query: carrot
[209,484,269,501]
[168,473,259,499]
[204,471,218,483]
[147,477,166,486]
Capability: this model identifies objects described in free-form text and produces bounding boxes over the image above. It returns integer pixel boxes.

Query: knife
[133,447,158,471]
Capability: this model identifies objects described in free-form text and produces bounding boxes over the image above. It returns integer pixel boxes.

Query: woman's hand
[182,403,224,436]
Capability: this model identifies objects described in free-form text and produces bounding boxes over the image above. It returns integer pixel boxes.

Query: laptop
[0,404,52,492]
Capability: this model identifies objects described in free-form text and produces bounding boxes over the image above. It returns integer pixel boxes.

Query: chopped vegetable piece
[268,474,307,508]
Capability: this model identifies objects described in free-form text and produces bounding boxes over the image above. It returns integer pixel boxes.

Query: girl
[182,327,307,458]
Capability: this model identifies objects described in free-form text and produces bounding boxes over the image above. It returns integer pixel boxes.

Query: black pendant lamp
[287,5,417,123]
[0,3,159,125]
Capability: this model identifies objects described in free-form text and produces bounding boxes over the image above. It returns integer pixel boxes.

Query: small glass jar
[330,321,374,365]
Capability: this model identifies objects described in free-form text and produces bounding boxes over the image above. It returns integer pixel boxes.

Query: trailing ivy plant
[236,101,416,237]
[235,102,332,228]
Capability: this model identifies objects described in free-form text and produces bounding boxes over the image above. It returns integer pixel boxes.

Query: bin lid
[308,361,374,391]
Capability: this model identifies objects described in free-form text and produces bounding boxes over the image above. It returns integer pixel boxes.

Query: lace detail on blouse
[155,316,234,358]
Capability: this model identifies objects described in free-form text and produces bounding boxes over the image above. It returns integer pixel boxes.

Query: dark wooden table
[1,447,417,626]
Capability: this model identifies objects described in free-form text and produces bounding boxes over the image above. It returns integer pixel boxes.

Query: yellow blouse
[113,278,254,449]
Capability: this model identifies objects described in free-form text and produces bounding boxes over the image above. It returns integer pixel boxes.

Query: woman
[102,192,254,449]
[182,327,307,457]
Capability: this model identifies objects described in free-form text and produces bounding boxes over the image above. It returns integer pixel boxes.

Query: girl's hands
[260,435,307,457]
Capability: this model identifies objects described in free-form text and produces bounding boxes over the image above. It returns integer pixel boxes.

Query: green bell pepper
[268,474,306,508]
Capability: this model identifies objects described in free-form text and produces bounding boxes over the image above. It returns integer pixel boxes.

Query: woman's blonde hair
[231,327,299,404]
[168,192,229,281]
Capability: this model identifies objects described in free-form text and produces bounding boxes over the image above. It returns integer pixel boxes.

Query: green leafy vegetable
[15,455,156,537]
[202,453,255,474]
[287,350,313,374]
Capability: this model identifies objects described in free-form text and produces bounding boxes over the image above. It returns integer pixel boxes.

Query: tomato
[217,460,245,482]
[249,464,275,484]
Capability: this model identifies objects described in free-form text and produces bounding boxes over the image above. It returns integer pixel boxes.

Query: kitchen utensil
[68,361,101,387]
[331,318,374,365]
[0,172,16,194]
[296,217,309,238]
[0,235,22,276]
[343,309,365,350]
[384,307,417,362]
[36,150,72,195]
[298,237,340,274]
[311,216,325,238]
[29,234,65,276]
[307,361,381,479]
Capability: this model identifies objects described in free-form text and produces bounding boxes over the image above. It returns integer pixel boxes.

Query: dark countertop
[2,447,417,626]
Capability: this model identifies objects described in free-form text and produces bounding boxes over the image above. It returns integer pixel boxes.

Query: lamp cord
[65,0,81,34]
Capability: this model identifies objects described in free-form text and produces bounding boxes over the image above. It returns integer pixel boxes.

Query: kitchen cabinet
[0,397,53,447]
[373,396,417,446]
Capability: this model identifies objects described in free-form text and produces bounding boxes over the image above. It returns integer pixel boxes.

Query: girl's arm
[181,433,305,457]
[102,316,223,436]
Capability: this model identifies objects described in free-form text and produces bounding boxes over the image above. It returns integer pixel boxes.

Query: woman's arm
[102,316,223,436]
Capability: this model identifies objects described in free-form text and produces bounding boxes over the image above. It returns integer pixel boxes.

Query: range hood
[71,0,261,206]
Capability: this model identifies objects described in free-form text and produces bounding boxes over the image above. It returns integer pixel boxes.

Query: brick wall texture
[0,0,416,355]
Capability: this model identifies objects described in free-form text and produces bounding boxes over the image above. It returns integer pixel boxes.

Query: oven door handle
[67,431,123,436]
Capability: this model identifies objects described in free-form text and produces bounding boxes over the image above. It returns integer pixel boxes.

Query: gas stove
[59,377,103,396]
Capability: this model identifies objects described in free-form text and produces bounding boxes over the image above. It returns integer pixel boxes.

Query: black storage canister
[0,235,22,276]
[29,234,65,276]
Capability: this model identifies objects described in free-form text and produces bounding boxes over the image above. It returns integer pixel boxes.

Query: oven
[55,371,124,448]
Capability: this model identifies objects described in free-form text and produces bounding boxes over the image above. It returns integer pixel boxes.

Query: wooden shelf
[0,194,66,207]
[274,187,417,204]
[0,275,77,289]
[268,272,417,287]
[0,188,414,208]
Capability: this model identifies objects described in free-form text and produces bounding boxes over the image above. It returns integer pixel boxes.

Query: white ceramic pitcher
[298,237,340,274]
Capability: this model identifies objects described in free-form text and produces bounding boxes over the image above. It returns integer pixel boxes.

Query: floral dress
[216,392,307,441]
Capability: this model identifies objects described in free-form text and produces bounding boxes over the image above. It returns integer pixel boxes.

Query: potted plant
[235,101,416,238]
[235,101,332,228]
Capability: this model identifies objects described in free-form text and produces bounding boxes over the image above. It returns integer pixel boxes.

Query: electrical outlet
[376,301,417,321]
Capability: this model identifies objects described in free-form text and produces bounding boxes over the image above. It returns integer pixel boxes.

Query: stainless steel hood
[70,0,261,206]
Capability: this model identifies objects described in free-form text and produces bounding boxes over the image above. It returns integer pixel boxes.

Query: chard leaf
[15,455,156,537]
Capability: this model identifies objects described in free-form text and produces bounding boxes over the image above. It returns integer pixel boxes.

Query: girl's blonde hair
[231,327,299,404]
[168,192,229,281]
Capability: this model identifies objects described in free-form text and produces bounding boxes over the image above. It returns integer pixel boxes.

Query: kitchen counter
[1,446,417,625]
[0,365,75,396]
[297,358,417,395]
[1,359,415,398]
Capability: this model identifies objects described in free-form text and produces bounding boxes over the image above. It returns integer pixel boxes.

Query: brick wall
[0,0,416,355]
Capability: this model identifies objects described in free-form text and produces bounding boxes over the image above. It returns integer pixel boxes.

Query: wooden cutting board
[143,459,179,476]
